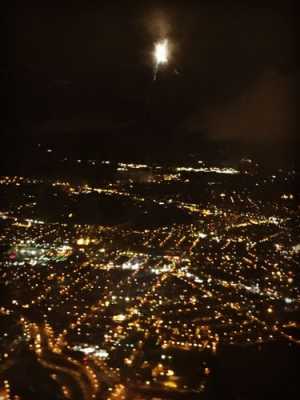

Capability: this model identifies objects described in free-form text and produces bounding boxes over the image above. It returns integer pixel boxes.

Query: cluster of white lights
[73,345,109,359]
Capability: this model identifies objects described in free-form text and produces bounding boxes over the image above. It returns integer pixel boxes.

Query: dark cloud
[183,68,298,166]
[187,69,295,142]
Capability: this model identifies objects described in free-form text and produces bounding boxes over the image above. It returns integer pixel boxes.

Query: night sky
[4,1,298,164]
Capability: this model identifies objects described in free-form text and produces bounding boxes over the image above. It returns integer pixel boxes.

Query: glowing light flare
[153,39,169,80]
[154,39,168,65]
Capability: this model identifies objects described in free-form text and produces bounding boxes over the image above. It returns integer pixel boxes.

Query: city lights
[0,160,299,399]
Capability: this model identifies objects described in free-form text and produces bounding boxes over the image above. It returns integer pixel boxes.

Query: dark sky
[5,0,299,163]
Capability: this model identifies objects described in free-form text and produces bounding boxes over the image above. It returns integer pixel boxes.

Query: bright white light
[122,261,139,270]
[73,345,109,359]
[292,244,300,253]
[154,39,168,65]
[113,314,126,322]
